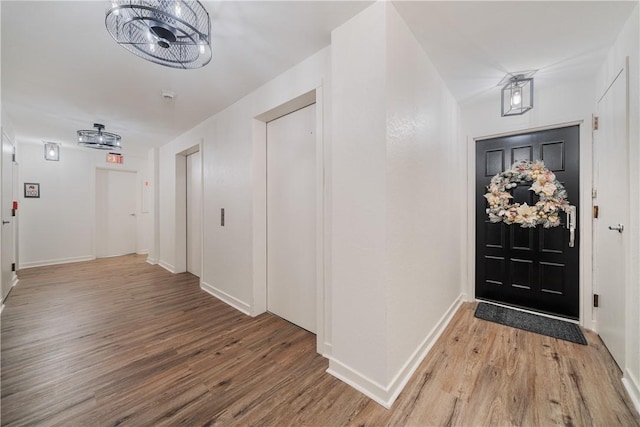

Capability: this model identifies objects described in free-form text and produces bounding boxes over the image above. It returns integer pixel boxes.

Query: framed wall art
[24,183,40,198]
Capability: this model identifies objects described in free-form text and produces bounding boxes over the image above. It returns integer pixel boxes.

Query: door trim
[466,119,594,330]
[252,86,328,355]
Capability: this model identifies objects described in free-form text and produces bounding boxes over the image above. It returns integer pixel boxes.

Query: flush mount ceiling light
[501,73,534,117]
[105,0,212,70]
[44,142,60,161]
[77,123,122,150]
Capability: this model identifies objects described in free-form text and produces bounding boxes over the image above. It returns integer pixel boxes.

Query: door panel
[96,170,137,257]
[186,151,202,277]
[594,69,627,368]
[267,104,316,333]
[1,132,15,302]
[476,126,580,318]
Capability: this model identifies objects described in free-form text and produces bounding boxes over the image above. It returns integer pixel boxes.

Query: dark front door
[475,125,580,319]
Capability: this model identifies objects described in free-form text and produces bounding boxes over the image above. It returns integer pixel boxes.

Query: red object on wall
[13,201,18,210]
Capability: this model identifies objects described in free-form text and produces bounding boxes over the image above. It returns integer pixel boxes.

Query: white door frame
[466,119,594,330]
[174,142,202,275]
[252,87,328,355]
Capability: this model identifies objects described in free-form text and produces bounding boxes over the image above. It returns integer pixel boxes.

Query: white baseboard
[11,275,18,288]
[146,257,158,265]
[327,357,391,408]
[321,342,333,358]
[158,260,175,273]
[327,293,465,408]
[137,249,149,255]
[0,303,4,315]
[20,255,95,269]
[623,369,640,414]
[200,281,251,316]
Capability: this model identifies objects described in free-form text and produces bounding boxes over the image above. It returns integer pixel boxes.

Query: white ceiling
[2,1,637,153]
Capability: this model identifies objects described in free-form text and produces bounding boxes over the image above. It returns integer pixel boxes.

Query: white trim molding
[623,370,640,414]
[201,281,251,316]
[327,294,465,408]
[158,260,176,273]
[146,256,158,265]
[19,255,95,269]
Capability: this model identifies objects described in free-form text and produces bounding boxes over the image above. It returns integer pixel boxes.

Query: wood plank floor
[2,255,638,426]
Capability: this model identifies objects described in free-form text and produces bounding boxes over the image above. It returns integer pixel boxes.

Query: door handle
[608,224,624,233]
[566,206,576,247]
[2,220,9,225]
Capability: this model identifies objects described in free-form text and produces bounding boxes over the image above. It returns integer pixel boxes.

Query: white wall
[330,1,389,391]
[597,4,640,412]
[157,48,330,313]
[328,2,465,408]
[18,142,148,268]
[385,1,463,387]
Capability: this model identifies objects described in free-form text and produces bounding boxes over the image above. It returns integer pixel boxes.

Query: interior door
[267,104,316,333]
[186,151,202,277]
[1,132,16,302]
[476,126,580,319]
[96,169,137,257]
[593,68,628,368]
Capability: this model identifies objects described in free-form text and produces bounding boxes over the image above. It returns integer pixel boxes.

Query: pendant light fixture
[77,123,122,150]
[105,0,212,70]
[501,74,534,117]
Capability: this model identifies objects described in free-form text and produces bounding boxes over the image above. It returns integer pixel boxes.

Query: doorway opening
[175,144,202,275]
[593,63,629,369]
[266,103,317,333]
[252,88,328,354]
[475,125,580,319]
[95,169,138,258]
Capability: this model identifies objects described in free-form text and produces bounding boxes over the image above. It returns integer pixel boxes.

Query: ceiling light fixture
[501,74,534,116]
[44,142,60,161]
[77,123,122,150]
[105,0,212,70]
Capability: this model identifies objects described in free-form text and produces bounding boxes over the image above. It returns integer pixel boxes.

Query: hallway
[1,255,638,426]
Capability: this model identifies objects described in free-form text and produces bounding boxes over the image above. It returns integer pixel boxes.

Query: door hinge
[592,188,597,198]
[593,115,599,131]
[593,205,599,218]
[12,153,16,162]
[11,263,15,272]
[593,294,599,308]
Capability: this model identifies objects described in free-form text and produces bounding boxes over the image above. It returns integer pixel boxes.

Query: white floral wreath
[485,160,571,228]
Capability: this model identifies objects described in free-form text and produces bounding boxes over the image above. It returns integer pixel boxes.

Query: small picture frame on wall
[24,183,40,198]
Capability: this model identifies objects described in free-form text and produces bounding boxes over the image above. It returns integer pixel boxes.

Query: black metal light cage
[77,124,122,150]
[105,0,212,70]
[501,75,534,117]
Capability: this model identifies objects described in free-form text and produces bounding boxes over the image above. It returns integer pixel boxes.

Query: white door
[1,132,16,302]
[593,68,628,368]
[96,170,137,257]
[186,151,201,277]
[267,104,317,333]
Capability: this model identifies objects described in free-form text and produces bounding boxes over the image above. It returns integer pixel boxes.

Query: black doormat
[474,302,587,345]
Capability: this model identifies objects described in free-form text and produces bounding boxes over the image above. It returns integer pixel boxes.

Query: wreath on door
[484,160,571,228]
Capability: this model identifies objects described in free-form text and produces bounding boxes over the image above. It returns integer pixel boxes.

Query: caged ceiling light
[77,123,122,150]
[105,0,212,70]
[44,142,60,161]
[501,74,534,117]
